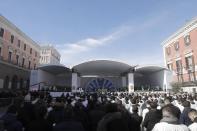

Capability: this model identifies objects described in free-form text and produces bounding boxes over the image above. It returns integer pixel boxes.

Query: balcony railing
[0,58,30,70]
[171,81,197,88]
[186,65,195,72]
[176,67,183,74]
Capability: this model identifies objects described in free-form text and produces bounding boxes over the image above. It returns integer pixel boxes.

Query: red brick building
[0,15,40,89]
[162,17,197,92]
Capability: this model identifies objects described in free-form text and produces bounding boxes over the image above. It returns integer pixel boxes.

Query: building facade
[40,45,60,65]
[162,17,197,92]
[0,15,40,89]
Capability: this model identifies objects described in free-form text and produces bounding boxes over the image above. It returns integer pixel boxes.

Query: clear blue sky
[1,0,197,66]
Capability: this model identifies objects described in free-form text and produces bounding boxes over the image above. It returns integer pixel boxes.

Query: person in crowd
[174,98,184,112]
[17,94,35,129]
[47,97,65,126]
[97,103,138,131]
[188,109,197,131]
[130,105,142,131]
[129,98,137,113]
[152,104,189,131]
[142,101,162,131]
[88,101,105,131]
[157,99,164,110]
[141,100,151,121]
[0,105,23,131]
[164,97,172,105]
[72,100,90,131]
[179,100,193,126]
[2,90,197,131]
[26,105,52,131]
[53,106,85,131]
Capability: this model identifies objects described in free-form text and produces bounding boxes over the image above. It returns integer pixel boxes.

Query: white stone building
[39,45,61,65]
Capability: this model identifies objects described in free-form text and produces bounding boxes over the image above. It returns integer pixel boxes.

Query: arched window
[11,75,18,89]
[19,78,24,89]
[26,79,30,90]
[3,76,9,89]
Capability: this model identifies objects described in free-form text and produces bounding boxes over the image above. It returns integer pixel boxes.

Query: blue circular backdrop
[86,78,115,92]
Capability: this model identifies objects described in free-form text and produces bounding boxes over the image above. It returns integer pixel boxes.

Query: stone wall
[0,61,30,89]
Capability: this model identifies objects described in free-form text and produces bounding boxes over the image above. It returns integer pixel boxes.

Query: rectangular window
[174,42,179,51]
[185,56,193,70]
[166,47,171,55]
[184,35,191,46]
[46,56,48,63]
[185,55,196,81]
[189,73,195,81]
[8,51,12,62]
[11,35,14,43]
[167,63,173,70]
[35,51,37,57]
[16,55,19,65]
[176,60,182,74]
[24,44,26,51]
[22,58,25,67]
[30,48,32,54]
[18,40,20,48]
[28,61,31,69]
[0,28,4,37]
[34,64,36,69]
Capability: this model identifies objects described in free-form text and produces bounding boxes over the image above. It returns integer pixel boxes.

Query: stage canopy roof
[37,62,168,77]
[72,60,135,77]
[38,64,71,75]
[135,65,167,74]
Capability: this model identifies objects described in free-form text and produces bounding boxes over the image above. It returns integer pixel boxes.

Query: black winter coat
[142,109,162,131]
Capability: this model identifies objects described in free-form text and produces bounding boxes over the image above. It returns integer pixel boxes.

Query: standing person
[142,101,162,131]
[131,105,142,131]
[188,109,197,131]
[164,97,172,105]
[47,97,65,125]
[97,103,137,131]
[53,106,85,131]
[17,94,35,129]
[0,105,23,131]
[26,105,52,131]
[152,104,189,131]
[142,100,151,121]
[179,101,193,126]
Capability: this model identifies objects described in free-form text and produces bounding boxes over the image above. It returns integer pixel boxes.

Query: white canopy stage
[134,65,172,91]
[30,64,72,91]
[38,64,71,75]
[72,60,135,92]
[30,60,172,92]
[72,60,134,77]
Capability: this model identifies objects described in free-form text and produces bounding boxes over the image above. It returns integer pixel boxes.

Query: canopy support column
[128,73,134,93]
[72,73,78,92]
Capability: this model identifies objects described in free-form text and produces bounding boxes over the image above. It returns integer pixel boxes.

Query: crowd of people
[0,90,197,131]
